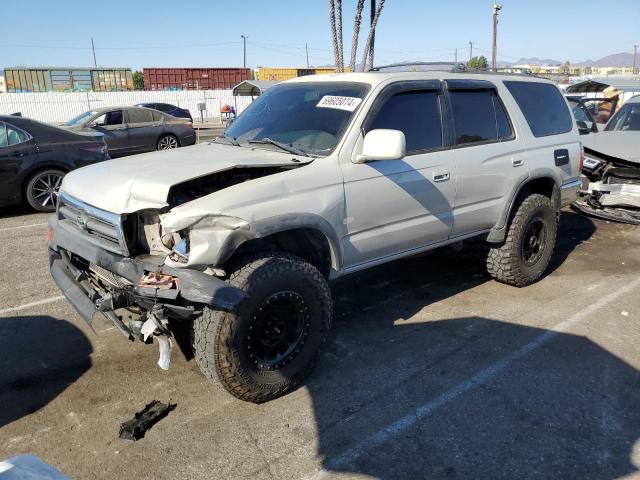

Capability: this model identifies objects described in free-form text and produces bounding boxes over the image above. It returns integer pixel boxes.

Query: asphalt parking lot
[1,206,639,480]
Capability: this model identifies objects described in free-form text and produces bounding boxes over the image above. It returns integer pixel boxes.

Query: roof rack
[369,62,467,72]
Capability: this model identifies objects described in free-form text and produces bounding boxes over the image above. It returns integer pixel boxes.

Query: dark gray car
[65,106,196,158]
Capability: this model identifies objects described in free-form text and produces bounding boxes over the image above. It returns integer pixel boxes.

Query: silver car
[65,106,196,157]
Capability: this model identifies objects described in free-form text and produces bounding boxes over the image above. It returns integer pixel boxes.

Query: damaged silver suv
[48,71,582,402]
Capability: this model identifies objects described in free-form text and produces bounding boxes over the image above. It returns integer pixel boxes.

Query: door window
[449,90,514,145]
[127,109,154,124]
[366,90,443,154]
[94,110,124,126]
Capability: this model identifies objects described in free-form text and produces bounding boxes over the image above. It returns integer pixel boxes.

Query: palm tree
[336,0,344,72]
[349,0,366,71]
[330,0,387,72]
[329,0,340,71]
[359,0,385,71]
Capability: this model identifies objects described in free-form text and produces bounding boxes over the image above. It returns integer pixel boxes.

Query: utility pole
[241,35,248,68]
[454,48,458,64]
[634,44,638,74]
[91,37,97,67]
[306,42,310,68]
[469,41,474,62]
[492,1,503,71]
[368,0,376,69]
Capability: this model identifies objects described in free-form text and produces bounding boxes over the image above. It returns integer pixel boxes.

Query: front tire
[486,193,557,287]
[192,253,333,403]
[25,168,65,212]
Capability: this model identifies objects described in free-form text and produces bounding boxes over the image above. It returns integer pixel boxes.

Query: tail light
[185,122,193,129]
[579,142,585,172]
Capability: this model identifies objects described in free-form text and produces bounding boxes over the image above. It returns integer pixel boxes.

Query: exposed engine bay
[573,149,640,225]
[166,165,303,208]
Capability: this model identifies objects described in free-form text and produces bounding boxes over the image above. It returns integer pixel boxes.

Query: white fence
[0,90,254,123]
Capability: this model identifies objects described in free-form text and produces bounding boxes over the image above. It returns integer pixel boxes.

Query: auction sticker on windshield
[316,95,363,112]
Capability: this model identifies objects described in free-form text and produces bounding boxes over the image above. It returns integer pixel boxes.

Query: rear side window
[128,109,153,124]
[367,90,443,154]
[449,90,514,145]
[505,81,573,137]
[0,121,30,147]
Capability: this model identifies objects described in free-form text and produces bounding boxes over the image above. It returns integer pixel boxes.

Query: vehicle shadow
[307,314,640,479]
[0,205,38,219]
[0,316,92,428]
[547,210,596,274]
[297,211,622,479]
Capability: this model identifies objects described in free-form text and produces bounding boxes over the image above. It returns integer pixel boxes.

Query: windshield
[67,111,97,126]
[225,82,370,156]
[605,103,640,131]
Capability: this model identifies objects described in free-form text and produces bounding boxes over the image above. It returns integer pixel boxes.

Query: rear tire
[25,168,65,212]
[192,253,333,403]
[156,134,179,150]
[486,193,557,287]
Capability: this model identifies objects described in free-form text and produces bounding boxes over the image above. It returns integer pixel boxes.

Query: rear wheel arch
[157,133,180,149]
[487,175,560,244]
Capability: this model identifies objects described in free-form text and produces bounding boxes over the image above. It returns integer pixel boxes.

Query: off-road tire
[486,193,557,287]
[192,253,333,403]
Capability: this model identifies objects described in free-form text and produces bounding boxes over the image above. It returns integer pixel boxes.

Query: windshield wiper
[213,133,240,146]
[247,138,309,157]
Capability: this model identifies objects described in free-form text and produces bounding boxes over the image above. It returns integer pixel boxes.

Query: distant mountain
[497,52,635,68]
[575,53,635,67]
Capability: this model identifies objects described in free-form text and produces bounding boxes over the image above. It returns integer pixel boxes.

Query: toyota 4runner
[48,71,582,403]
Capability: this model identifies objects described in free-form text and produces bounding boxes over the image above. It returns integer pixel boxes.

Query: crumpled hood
[61,142,311,214]
[582,131,640,164]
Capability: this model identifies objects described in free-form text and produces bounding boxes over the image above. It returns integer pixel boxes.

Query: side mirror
[576,121,591,135]
[355,129,406,163]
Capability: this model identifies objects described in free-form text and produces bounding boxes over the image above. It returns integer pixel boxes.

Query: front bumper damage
[572,156,640,225]
[48,214,245,366]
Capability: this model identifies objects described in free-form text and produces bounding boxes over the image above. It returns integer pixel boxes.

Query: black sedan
[0,115,109,212]
[65,106,197,158]
[136,102,193,122]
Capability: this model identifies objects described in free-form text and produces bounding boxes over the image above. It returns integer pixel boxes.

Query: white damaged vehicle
[49,71,582,402]
[574,95,640,224]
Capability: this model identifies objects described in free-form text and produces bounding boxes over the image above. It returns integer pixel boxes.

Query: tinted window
[156,103,174,112]
[450,91,495,144]
[505,81,573,137]
[606,103,640,131]
[367,90,442,153]
[128,109,153,123]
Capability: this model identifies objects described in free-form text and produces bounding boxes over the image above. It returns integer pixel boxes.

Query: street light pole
[492,1,503,71]
[91,37,97,67]
[469,41,474,62]
[241,35,248,68]
[634,44,638,74]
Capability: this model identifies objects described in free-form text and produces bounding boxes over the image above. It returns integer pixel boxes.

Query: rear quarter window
[504,81,573,137]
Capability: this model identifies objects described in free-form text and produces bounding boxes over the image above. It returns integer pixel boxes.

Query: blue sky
[2,0,639,70]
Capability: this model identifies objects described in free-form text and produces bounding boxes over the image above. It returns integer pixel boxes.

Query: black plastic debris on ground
[119,400,176,441]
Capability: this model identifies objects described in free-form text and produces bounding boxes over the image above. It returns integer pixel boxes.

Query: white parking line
[0,296,65,316]
[306,277,640,479]
[0,222,48,232]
